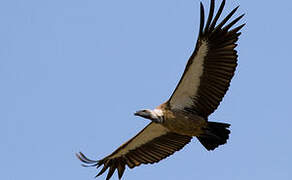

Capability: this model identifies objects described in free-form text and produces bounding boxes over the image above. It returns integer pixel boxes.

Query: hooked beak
[134,111,141,116]
[134,110,148,118]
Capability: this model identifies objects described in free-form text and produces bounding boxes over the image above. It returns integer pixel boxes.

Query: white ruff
[170,40,208,110]
[153,109,163,117]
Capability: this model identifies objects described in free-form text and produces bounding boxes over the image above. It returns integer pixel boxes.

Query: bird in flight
[77,0,245,179]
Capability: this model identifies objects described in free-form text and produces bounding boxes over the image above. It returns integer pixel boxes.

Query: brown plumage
[77,123,192,179]
[77,0,245,179]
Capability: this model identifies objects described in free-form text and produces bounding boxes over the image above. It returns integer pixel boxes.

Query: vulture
[77,0,245,179]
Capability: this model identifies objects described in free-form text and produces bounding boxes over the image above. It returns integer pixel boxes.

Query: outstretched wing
[168,0,245,118]
[77,123,192,180]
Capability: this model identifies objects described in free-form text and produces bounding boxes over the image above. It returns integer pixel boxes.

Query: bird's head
[134,109,163,123]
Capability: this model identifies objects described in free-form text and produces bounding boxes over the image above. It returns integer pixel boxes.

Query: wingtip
[76,152,81,159]
[106,165,116,180]
[239,13,245,19]
[209,0,226,31]
[221,0,226,9]
[233,23,246,33]
[200,2,204,13]
[204,0,215,33]
[76,152,86,162]
[231,5,240,15]
[76,151,99,165]
[117,162,126,179]
[199,1,205,36]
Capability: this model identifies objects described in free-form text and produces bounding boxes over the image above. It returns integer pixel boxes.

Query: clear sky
[1,0,291,179]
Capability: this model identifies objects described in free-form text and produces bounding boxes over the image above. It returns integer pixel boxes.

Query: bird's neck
[151,109,164,123]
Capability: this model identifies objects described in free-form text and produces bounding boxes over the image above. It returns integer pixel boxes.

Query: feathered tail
[197,121,230,151]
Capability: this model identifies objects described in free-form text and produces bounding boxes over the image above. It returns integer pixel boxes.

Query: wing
[77,123,192,180]
[168,0,245,118]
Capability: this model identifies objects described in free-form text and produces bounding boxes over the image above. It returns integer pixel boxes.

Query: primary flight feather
[77,0,245,179]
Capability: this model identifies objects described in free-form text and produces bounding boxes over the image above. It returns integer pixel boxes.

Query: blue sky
[1,0,291,179]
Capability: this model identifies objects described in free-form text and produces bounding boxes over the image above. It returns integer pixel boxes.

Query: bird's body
[156,104,206,136]
[77,0,245,179]
[163,110,206,136]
